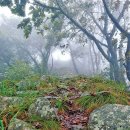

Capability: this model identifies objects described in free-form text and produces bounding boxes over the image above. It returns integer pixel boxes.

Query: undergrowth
[28,115,60,130]
[42,120,60,130]
[74,76,130,112]
[0,75,130,129]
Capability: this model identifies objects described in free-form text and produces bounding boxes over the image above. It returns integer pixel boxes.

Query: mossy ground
[0,76,130,129]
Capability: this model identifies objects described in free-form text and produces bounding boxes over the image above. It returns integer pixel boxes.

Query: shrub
[5,61,33,81]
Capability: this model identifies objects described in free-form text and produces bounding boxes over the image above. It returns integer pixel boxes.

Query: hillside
[0,76,130,130]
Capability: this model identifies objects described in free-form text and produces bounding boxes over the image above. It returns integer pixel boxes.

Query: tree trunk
[41,53,49,75]
[42,61,48,74]
[69,45,79,74]
[23,48,42,75]
[125,36,130,81]
[108,52,114,80]
[89,43,95,75]
[102,0,129,81]
[110,57,121,82]
[119,42,126,83]
[109,62,114,80]
[49,53,54,73]
[106,38,121,82]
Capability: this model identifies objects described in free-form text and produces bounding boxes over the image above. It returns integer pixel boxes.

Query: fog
[0,7,104,78]
[0,0,130,83]
[1,1,130,129]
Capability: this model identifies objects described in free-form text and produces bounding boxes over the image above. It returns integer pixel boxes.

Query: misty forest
[1,0,130,130]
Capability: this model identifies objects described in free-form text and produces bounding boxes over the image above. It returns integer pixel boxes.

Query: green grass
[0,80,17,96]
[74,76,130,112]
[76,92,116,111]
[0,120,4,130]
[0,75,130,129]
[42,120,60,130]
[0,95,37,123]
[28,115,60,130]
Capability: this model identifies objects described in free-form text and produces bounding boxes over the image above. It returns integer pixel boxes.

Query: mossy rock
[8,118,36,130]
[88,104,130,130]
[28,97,57,120]
[0,96,23,111]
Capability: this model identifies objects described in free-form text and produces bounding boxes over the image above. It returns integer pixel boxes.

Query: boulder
[88,104,130,130]
[28,97,57,119]
[8,118,36,130]
[0,96,22,111]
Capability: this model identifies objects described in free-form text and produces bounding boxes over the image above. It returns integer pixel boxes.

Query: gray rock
[28,97,57,119]
[81,92,90,97]
[40,75,46,80]
[88,104,130,130]
[8,118,36,130]
[16,90,39,96]
[0,96,22,111]
[71,125,84,130]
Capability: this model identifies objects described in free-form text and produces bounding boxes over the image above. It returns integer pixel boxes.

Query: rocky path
[46,86,89,130]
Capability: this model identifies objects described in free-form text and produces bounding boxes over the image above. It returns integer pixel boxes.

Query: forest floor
[0,76,130,130]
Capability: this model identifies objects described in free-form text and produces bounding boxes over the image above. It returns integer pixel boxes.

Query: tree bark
[119,42,126,83]
[106,37,121,82]
[107,51,114,80]
[125,36,130,81]
[110,58,121,82]
[109,63,114,80]
[40,50,50,75]
[89,44,95,75]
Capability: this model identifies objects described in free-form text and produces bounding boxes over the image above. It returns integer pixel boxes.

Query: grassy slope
[0,76,130,130]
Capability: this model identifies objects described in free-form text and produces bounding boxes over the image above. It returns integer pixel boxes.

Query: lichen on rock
[28,97,56,120]
[8,118,36,130]
[0,96,22,111]
[88,104,130,130]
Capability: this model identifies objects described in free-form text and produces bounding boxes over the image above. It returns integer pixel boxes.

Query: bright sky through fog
[52,50,71,61]
[0,7,12,17]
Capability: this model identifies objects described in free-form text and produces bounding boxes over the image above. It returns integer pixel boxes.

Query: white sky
[0,7,13,17]
[52,49,71,61]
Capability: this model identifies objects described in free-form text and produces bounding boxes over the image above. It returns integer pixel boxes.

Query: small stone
[81,92,90,97]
